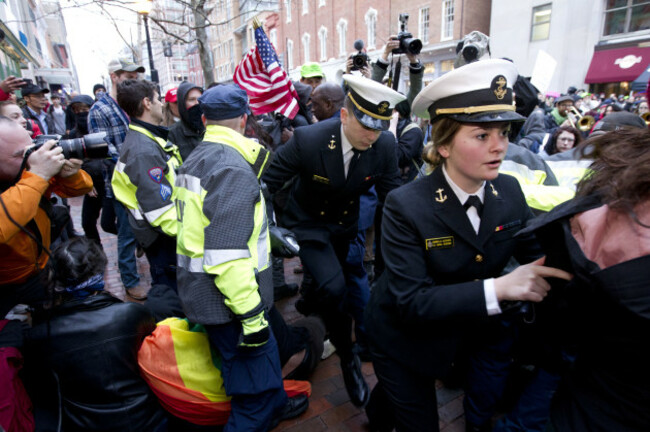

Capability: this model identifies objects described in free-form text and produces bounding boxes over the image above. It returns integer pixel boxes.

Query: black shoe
[295,296,317,316]
[274,283,299,301]
[466,423,492,432]
[269,394,309,429]
[341,354,369,407]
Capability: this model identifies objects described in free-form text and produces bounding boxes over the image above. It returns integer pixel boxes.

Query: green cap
[300,62,324,78]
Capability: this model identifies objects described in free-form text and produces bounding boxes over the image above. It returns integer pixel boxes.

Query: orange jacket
[0,170,93,285]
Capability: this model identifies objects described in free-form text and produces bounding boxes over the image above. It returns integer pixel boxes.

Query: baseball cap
[107,58,145,74]
[300,62,324,79]
[555,95,574,105]
[590,111,646,137]
[22,83,50,97]
[165,88,178,103]
[198,84,250,120]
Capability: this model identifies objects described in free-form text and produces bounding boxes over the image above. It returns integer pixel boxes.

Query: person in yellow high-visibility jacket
[175,84,306,431]
[111,79,182,293]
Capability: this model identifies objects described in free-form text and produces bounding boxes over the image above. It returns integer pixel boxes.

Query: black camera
[392,14,422,55]
[32,132,109,160]
[350,39,370,71]
[454,31,490,68]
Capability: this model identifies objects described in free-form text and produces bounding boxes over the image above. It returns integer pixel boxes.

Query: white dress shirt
[442,165,502,316]
[341,125,355,177]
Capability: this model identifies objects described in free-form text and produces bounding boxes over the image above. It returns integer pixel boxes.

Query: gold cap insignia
[377,101,390,114]
[492,75,507,100]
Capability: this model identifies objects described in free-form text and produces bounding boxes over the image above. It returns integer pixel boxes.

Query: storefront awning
[585,46,650,84]
[35,68,74,85]
[632,64,650,92]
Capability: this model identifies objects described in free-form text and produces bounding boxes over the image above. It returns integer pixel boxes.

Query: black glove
[269,225,300,257]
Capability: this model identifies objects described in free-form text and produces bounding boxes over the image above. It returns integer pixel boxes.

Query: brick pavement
[68,195,466,431]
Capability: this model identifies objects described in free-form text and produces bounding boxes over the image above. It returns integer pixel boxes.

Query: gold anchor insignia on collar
[490,183,498,196]
[328,135,336,150]
[435,188,447,203]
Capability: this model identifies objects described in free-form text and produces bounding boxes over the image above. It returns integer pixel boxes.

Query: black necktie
[463,195,483,218]
[348,149,362,175]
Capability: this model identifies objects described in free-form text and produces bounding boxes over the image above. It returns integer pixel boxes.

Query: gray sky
[61,1,141,95]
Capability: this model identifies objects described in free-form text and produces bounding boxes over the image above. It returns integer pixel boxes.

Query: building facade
[490,0,650,96]
[1,0,79,98]
[270,0,491,92]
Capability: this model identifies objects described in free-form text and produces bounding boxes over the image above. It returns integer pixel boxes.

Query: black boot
[341,354,369,407]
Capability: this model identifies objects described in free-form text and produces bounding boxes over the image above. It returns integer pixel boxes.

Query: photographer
[371,36,423,107]
[0,117,92,317]
[371,37,424,178]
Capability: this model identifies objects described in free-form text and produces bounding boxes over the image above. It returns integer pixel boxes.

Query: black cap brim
[122,66,146,73]
[444,110,526,124]
[350,104,389,131]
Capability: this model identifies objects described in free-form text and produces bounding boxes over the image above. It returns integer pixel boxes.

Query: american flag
[234,26,299,119]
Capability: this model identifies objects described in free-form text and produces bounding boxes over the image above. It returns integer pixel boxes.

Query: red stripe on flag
[234,27,299,119]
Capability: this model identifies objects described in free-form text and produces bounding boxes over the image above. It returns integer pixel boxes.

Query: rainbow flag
[138,317,310,425]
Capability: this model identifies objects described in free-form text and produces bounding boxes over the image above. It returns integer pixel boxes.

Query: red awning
[584,46,650,84]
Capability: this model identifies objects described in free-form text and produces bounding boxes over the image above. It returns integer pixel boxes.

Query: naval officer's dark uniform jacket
[263,117,401,358]
[263,118,402,244]
[366,166,542,378]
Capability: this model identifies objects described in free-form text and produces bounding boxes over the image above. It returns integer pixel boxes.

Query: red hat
[165,88,178,103]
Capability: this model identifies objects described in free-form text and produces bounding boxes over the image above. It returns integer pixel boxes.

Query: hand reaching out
[494,257,572,303]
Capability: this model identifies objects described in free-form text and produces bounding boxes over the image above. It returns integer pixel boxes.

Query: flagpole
[253,17,261,30]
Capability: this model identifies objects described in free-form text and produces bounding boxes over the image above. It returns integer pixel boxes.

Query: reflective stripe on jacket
[111,124,182,247]
[175,125,273,325]
[499,159,575,212]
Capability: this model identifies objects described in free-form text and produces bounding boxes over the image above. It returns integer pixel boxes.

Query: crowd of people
[1,29,649,432]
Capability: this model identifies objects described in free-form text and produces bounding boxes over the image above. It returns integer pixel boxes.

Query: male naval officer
[263,75,405,407]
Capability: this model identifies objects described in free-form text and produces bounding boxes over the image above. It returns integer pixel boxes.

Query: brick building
[273,0,492,91]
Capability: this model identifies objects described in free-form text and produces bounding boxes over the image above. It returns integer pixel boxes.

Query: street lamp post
[137,0,159,84]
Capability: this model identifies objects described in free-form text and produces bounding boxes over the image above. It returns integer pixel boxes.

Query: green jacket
[175,125,273,325]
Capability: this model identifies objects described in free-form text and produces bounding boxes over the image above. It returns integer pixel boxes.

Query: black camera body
[32,132,109,160]
[392,14,422,55]
[350,52,370,71]
[349,39,370,71]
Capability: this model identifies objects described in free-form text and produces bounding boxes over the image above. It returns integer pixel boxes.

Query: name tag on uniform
[495,220,521,232]
[425,236,454,250]
[312,175,330,184]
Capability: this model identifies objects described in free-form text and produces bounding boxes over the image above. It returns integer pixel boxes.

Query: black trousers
[367,344,440,432]
[81,194,102,244]
[143,234,177,291]
[298,236,354,360]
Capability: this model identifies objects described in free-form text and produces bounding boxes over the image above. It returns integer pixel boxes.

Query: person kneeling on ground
[22,237,166,432]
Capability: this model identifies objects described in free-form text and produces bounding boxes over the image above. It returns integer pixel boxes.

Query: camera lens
[404,38,422,55]
[57,133,109,160]
[58,138,85,160]
[353,54,366,69]
[462,45,479,62]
